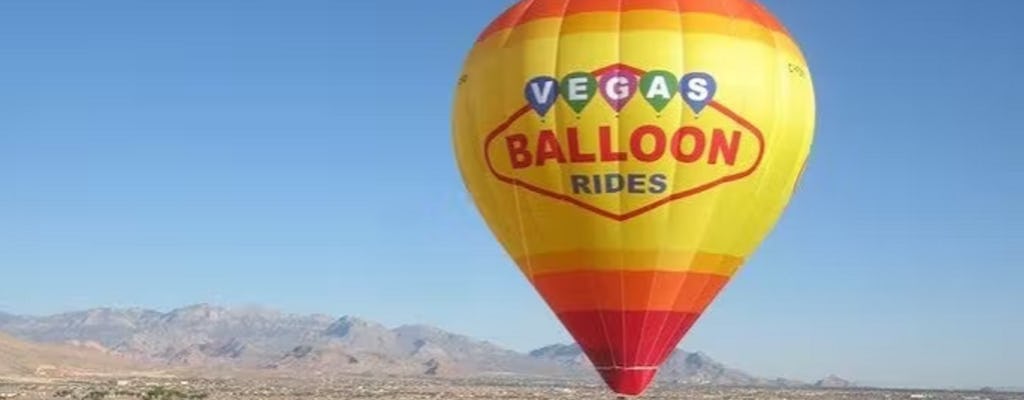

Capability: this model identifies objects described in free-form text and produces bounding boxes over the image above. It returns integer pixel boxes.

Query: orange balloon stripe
[531,270,729,313]
[476,13,787,54]
[515,250,745,276]
[476,0,788,43]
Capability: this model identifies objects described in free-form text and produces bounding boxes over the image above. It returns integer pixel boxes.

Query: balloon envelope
[452,0,815,396]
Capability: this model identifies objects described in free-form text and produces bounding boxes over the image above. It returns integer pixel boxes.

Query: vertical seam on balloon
[613,0,627,372]
[532,0,569,275]
[716,0,785,298]
[656,0,694,368]
[667,0,741,366]
[630,0,679,370]
[632,0,685,370]
[511,179,535,282]
[652,0,741,366]
[551,0,595,373]
[557,0,615,375]
[689,2,743,308]
[507,0,545,283]
[547,0,570,202]
[546,0,601,370]
[663,0,723,363]
[497,109,534,280]
[458,42,525,282]
[511,0,566,289]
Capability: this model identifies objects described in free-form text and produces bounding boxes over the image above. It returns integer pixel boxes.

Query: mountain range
[0,304,843,387]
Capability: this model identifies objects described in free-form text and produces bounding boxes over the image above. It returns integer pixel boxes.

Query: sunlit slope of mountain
[0,332,139,377]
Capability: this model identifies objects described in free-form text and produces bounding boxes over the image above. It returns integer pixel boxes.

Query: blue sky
[1,0,1022,390]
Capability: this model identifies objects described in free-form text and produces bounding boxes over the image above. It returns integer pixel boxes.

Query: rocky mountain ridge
[0,304,843,387]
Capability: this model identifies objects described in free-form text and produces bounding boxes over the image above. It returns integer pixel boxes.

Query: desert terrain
[0,305,1020,400]
[1,375,1022,400]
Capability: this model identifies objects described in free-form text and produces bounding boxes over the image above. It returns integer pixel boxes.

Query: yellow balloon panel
[453,10,814,278]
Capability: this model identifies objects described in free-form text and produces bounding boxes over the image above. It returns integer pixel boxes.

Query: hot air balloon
[451,0,815,397]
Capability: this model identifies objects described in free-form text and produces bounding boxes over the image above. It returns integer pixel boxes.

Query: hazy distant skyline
[1,0,1022,390]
